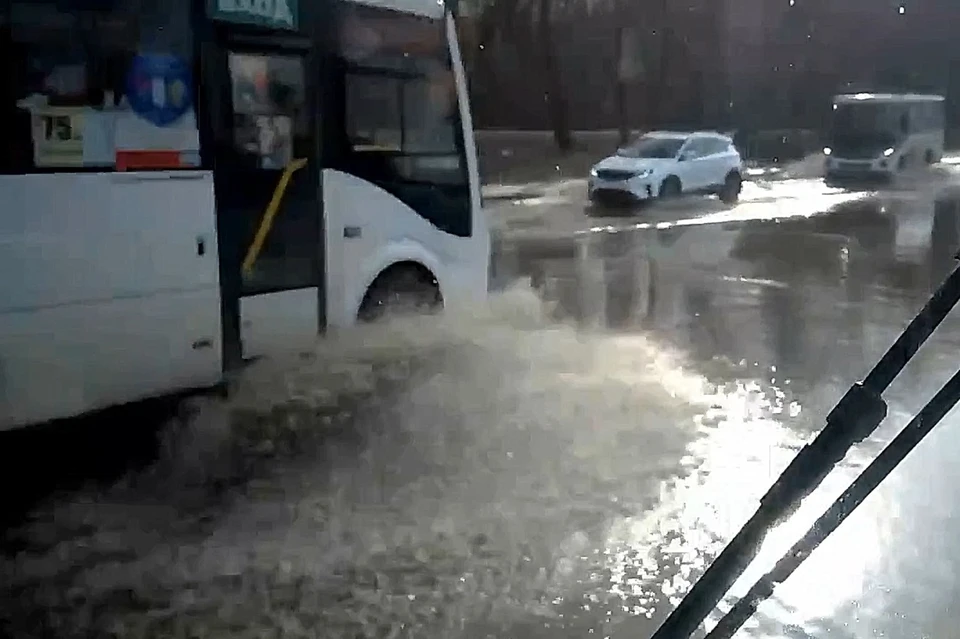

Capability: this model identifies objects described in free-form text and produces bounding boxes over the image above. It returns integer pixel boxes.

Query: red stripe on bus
[116,150,183,171]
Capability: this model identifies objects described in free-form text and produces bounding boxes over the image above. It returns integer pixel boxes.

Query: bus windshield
[830,102,903,152]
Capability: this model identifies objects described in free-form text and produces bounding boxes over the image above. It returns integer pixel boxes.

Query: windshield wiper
[649,259,960,639]
[706,362,960,638]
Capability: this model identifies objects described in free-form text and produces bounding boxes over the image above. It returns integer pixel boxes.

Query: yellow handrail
[242,157,309,277]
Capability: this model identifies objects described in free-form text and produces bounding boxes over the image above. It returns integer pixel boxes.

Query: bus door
[200,29,323,369]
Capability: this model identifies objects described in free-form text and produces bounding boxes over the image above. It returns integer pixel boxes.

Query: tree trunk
[537,0,572,151]
[469,2,509,120]
[616,80,628,145]
[647,0,670,129]
[615,24,629,146]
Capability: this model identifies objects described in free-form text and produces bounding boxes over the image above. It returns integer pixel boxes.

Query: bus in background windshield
[823,92,945,182]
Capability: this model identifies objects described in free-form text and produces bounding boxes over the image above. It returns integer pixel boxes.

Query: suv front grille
[596,169,635,181]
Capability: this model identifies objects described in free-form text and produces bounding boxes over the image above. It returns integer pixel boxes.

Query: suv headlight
[589,167,598,177]
[882,147,895,157]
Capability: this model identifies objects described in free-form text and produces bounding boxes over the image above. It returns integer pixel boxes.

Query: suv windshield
[617,136,686,159]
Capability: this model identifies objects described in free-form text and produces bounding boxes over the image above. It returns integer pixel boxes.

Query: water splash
[2,283,712,639]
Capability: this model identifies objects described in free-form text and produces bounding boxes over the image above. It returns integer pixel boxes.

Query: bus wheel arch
[357,261,444,323]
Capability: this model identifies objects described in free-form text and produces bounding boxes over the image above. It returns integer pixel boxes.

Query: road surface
[5,167,960,639]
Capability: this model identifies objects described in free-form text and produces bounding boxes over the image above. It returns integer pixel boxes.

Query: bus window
[223,50,317,294]
[402,72,458,154]
[1,0,196,174]
[345,73,402,153]
[344,67,468,232]
[227,52,308,170]
[340,3,445,75]
[916,101,946,132]
[338,5,470,237]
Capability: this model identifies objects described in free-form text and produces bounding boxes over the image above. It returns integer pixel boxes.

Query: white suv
[588,131,744,208]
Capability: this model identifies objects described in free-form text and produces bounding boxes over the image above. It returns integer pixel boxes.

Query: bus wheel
[357,263,443,323]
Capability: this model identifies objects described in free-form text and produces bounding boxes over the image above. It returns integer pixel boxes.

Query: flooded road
[6,173,960,638]
[499,176,960,639]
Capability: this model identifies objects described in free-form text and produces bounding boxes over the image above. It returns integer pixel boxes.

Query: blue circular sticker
[125,53,193,127]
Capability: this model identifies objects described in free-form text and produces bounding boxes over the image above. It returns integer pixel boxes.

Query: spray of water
[2,283,713,639]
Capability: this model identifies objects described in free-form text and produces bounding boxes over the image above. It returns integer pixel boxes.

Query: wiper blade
[649,260,960,639]
[707,363,960,639]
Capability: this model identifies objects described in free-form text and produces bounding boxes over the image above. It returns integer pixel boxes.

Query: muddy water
[1,284,718,639]
[6,185,960,639]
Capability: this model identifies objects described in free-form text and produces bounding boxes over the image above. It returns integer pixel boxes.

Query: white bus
[0,0,489,430]
[823,92,946,181]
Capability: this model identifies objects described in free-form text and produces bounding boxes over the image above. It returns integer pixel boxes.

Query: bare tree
[536,0,572,150]
[650,0,669,128]
[614,22,629,145]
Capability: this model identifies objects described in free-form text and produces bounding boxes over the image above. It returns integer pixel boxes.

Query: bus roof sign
[208,0,298,30]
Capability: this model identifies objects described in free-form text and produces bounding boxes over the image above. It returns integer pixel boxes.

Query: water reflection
[502,185,960,638]
[929,188,960,287]
[683,286,727,364]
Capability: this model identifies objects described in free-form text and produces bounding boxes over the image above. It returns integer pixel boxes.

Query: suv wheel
[658,176,681,199]
[719,172,742,204]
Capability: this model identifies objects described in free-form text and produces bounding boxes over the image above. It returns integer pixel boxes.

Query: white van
[823,93,945,181]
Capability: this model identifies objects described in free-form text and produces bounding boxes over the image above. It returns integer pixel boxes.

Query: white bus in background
[823,92,945,182]
[0,0,489,430]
